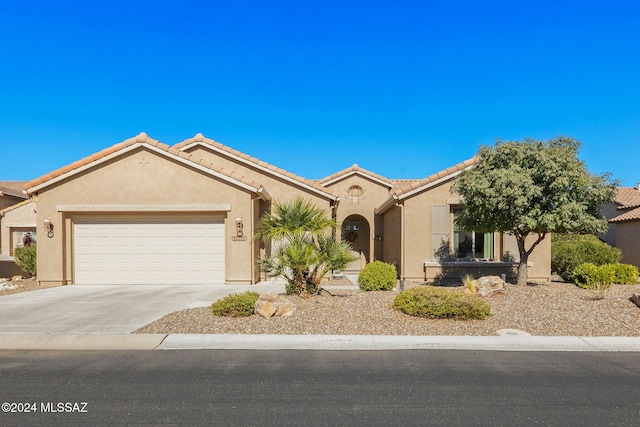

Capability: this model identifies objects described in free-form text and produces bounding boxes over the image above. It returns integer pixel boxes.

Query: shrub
[358,261,397,291]
[13,245,37,276]
[211,291,260,317]
[572,263,612,288]
[612,263,639,285]
[573,263,639,288]
[393,286,491,320]
[551,234,621,282]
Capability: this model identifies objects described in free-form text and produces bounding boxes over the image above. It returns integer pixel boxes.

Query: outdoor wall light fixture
[43,217,54,238]
[236,217,244,237]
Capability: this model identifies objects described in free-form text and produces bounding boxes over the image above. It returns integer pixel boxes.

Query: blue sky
[1,1,638,187]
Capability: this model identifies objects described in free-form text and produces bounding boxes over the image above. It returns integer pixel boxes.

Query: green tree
[255,197,357,295]
[452,137,617,286]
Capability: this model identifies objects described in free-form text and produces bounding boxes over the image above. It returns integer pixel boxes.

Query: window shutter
[431,205,450,261]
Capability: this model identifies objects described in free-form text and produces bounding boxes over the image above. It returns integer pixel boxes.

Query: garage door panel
[74,217,226,285]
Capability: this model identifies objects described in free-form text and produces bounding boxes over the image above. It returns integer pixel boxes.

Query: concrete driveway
[0,283,285,334]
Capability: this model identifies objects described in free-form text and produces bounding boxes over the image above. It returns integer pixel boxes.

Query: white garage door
[73,217,225,284]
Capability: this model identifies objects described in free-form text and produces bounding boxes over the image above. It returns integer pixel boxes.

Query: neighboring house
[0,199,37,256]
[600,185,640,269]
[22,132,551,287]
[0,181,30,255]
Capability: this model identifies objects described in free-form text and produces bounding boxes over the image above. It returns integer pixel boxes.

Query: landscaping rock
[255,294,296,318]
[472,275,506,298]
[631,293,640,308]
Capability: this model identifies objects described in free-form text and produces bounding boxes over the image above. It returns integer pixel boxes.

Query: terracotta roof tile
[174,134,337,198]
[615,187,640,209]
[609,206,640,223]
[318,164,394,187]
[25,133,265,194]
[0,185,27,199]
[393,157,477,197]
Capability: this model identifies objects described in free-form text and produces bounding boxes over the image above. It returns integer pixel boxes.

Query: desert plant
[552,234,622,282]
[461,274,476,294]
[572,263,616,299]
[256,198,357,295]
[358,261,397,291]
[211,291,260,317]
[13,245,37,276]
[612,263,639,285]
[393,286,491,320]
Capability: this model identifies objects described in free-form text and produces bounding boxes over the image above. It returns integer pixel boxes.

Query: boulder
[255,294,296,318]
[472,275,507,298]
[631,293,640,308]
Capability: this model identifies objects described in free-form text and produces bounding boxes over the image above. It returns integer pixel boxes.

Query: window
[452,208,494,260]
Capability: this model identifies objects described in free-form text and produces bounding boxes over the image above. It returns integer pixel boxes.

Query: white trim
[178,141,337,201]
[26,143,261,195]
[57,204,231,213]
[4,224,37,228]
[321,171,393,188]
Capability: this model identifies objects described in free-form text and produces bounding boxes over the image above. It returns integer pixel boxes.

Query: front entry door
[343,220,366,271]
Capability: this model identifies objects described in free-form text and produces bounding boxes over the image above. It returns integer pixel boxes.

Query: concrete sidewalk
[1,334,640,351]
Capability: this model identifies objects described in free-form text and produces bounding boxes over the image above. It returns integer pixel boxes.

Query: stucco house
[600,185,640,269]
[19,132,550,287]
[0,182,37,255]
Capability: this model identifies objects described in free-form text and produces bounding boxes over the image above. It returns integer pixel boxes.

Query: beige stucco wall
[616,221,640,269]
[0,200,36,256]
[33,147,257,286]
[324,174,391,265]
[381,205,402,274]
[384,176,551,283]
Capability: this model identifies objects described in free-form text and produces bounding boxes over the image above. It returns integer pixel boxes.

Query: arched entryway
[342,214,370,272]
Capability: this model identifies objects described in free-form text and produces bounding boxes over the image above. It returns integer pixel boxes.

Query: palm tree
[256,197,357,295]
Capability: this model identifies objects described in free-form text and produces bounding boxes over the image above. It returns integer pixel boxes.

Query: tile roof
[318,164,394,188]
[0,185,27,199]
[25,133,264,193]
[174,133,337,199]
[614,187,640,210]
[608,187,640,223]
[0,197,35,215]
[609,206,640,223]
[0,181,28,193]
[392,157,477,197]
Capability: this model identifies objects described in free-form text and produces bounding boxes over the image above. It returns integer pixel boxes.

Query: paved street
[1,350,639,426]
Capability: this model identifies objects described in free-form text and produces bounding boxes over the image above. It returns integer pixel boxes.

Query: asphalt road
[1,350,639,426]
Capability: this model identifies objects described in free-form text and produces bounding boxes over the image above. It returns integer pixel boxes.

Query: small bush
[14,245,37,276]
[572,263,617,299]
[551,234,621,282]
[612,263,639,285]
[573,263,639,288]
[211,291,260,317]
[358,261,397,291]
[393,286,491,320]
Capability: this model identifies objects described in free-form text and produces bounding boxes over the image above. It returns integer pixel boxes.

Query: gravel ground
[135,280,640,336]
[0,277,40,296]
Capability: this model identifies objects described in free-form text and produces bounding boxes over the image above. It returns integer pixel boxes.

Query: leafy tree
[452,137,617,286]
[255,197,357,295]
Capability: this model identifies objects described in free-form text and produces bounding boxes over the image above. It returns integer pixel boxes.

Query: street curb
[0,334,167,350]
[156,334,640,351]
[2,334,640,351]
